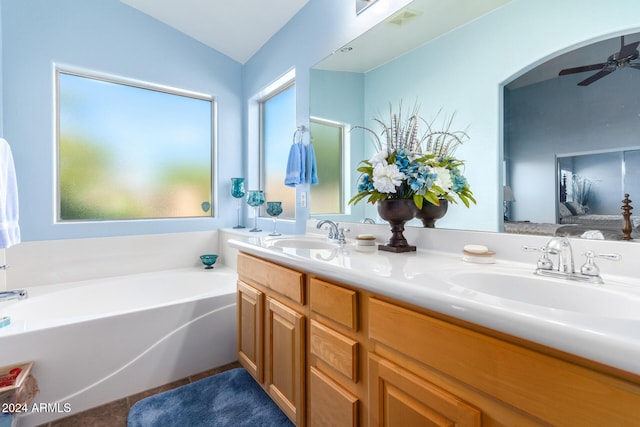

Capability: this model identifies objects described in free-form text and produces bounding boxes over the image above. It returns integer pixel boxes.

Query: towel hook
[292,125,306,144]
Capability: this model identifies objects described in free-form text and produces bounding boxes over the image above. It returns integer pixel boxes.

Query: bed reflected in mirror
[504,149,639,240]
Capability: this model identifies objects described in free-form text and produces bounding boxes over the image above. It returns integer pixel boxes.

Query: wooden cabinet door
[237,281,264,382]
[369,354,481,427]
[266,296,305,426]
[309,366,359,427]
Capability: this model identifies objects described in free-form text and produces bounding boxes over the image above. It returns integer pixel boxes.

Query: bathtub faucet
[0,289,28,302]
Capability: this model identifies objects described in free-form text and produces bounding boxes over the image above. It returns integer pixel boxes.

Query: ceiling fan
[558,36,640,86]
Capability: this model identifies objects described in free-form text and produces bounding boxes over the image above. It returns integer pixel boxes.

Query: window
[57,68,214,221]
[310,118,345,215]
[260,82,296,219]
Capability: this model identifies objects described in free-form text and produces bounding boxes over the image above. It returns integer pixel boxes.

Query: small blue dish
[200,254,218,269]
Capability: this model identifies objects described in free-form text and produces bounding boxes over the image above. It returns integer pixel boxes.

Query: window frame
[54,65,217,222]
[258,77,296,219]
[309,116,346,215]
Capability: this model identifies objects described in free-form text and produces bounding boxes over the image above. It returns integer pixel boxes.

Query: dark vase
[416,199,448,228]
[376,199,417,252]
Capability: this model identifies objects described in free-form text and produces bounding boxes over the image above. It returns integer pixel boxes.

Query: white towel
[0,138,21,248]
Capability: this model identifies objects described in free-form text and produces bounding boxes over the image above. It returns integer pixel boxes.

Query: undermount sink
[447,271,640,319]
[265,236,338,250]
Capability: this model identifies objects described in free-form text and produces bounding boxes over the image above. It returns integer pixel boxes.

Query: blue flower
[357,174,374,193]
[406,163,437,195]
[450,167,468,192]
[394,148,411,172]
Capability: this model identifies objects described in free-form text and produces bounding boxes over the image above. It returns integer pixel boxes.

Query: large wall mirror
[309,0,640,242]
[505,32,640,241]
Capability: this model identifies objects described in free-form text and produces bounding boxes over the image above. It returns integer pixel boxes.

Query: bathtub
[0,267,238,427]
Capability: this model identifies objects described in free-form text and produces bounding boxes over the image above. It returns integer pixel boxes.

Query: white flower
[369,150,389,167]
[434,166,453,194]
[372,163,404,194]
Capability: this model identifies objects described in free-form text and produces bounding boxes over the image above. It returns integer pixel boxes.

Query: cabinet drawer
[310,366,358,427]
[238,252,304,304]
[310,277,357,330]
[310,320,358,382]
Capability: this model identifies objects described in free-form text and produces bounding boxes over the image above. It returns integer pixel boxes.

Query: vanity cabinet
[236,253,306,426]
[237,251,640,426]
[368,297,640,426]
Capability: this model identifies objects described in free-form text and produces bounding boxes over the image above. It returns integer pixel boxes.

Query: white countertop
[228,233,640,376]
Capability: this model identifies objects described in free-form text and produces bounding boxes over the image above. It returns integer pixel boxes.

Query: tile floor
[36,361,241,427]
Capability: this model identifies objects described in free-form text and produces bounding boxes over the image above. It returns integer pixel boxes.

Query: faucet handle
[330,222,340,239]
[521,245,554,270]
[596,252,621,261]
[337,227,350,244]
[580,250,621,277]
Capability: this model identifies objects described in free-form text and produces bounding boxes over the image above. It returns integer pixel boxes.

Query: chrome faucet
[546,236,575,274]
[316,220,349,245]
[317,219,339,239]
[0,289,28,302]
[523,237,620,284]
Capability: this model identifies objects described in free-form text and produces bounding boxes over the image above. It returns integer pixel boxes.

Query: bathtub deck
[35,361,241,427]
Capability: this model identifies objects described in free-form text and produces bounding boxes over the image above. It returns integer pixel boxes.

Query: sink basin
[447,271,640,319]
[265,237,338,250]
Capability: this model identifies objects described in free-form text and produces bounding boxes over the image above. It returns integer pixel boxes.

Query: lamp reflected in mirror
[356,0,378,15]
[503,185,515,221]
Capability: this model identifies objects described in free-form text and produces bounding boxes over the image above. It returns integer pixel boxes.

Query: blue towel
[308,143,319,185]
[284,141,306,187]
[0,138,20,248]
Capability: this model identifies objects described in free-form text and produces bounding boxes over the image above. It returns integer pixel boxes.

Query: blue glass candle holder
[230,178,246,229]
[266,201,283,236]
[246,190,265,232]
[200,254,218,269]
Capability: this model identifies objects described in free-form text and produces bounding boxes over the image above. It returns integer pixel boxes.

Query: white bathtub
[0,267,238,427]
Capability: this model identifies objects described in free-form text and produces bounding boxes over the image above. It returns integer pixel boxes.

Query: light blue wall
[251,0,640,233]
[0,1,3,137]
[1,0,243,241]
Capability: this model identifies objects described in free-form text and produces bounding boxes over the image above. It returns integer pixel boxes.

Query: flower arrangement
[349,103,476,210]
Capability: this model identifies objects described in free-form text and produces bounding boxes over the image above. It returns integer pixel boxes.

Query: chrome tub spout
[0,289,28,302]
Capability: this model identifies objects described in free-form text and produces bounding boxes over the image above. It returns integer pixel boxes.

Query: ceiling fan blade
[618,40,640,59]
[629,63,640,70]
[558,63,607,76]
[577,69,614,86]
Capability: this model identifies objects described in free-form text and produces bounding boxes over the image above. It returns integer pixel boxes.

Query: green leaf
[424,192,440,206]
[413,194,423,209]
[348,192,369,206]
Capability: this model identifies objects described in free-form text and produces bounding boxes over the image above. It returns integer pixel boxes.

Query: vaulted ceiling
[120,0,309,64]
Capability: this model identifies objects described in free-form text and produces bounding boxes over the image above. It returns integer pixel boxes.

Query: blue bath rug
[127,368,294,427]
